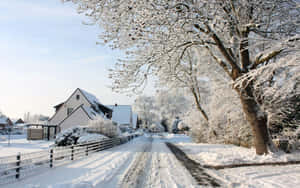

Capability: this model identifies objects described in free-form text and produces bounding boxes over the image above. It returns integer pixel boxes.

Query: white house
[48,88,112,131]
[107,104,138,129]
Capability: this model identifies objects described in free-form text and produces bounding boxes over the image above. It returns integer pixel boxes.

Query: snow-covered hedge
[55,126,108,146]
[77,133,108,144]
[87,118,121,138]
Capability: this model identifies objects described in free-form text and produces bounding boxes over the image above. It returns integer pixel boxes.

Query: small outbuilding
[27,124,59,140]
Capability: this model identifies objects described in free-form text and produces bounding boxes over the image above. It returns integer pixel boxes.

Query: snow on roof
[79,88,103,106]
[82,105,105,120]
[108,105,132,125]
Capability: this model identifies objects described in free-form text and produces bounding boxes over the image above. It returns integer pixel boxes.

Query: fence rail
[0,134,139,184]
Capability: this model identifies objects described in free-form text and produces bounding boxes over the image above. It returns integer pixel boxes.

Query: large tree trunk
[237,86,272,155]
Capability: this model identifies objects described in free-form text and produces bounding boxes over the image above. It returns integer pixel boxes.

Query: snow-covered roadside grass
[213,164,300,188]
[164,133,300,187]
[0,134,53,157]
[161,133,300,166]
[176,141,300,166]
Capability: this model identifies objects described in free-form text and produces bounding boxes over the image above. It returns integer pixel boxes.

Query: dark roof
[14,118,24,124]
[54,102,65,109]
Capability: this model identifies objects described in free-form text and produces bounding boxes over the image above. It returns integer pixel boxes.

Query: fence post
[71,146,74,161]
[86,144,88,156]
[50,149,53,168]
[16,153,21,179]
[98,141,101,151]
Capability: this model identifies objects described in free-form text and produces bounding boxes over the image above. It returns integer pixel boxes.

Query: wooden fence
[0,134,139,184]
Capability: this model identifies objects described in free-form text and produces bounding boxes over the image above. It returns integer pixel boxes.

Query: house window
[67,108,73,115]
[76,94,80,100]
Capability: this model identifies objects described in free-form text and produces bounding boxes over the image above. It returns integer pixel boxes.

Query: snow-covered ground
[0,134,53,157]
[143,134,197,187]
[174,134,300,187]
[2,134,197,188]
[176,136,300,166]
[2,133,300,187]
[214,164,300,187]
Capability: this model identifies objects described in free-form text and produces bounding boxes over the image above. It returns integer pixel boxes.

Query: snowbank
[178,142,300,166]
[161,133,300,166]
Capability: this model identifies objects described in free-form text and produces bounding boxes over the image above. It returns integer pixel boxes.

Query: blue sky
[0,0,138,118]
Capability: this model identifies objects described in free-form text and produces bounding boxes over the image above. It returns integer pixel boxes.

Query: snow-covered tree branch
[64,0,300,154]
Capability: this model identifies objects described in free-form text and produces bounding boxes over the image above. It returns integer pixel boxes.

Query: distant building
[14,118,25,125]
[107,104,138,129]
[48,88,112,131]
[0,117,13,129]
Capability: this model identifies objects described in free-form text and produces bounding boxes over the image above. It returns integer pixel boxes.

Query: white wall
[59,107,91,130]
[49,89,91,125]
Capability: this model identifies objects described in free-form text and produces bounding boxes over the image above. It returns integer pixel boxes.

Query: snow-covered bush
[154,90,191,131]
[208,82,253,147]
[87,118,121,138]
[77,133,108,144]
[183,81,253,147]
[133,90,191,132]
[55,127,84,146]
[55,126,108,146]
[149,123,165,133]
[183,110,210,143]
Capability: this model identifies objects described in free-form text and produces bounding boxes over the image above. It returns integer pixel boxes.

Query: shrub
[55,126,85,146]
[55,126,108,146]
[87,118,121,138]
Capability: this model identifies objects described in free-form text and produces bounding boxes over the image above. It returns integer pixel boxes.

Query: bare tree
[157,47,210,121]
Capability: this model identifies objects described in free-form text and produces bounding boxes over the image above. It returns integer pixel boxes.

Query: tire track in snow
[144,135,198,188]
[91,136,151,187]
[83,137,148,187]
[119,136,153,188]
[166,142,221,187]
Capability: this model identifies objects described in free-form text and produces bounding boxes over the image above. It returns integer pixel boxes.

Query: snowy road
[6,133,299,188]
[3,134,198,188]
